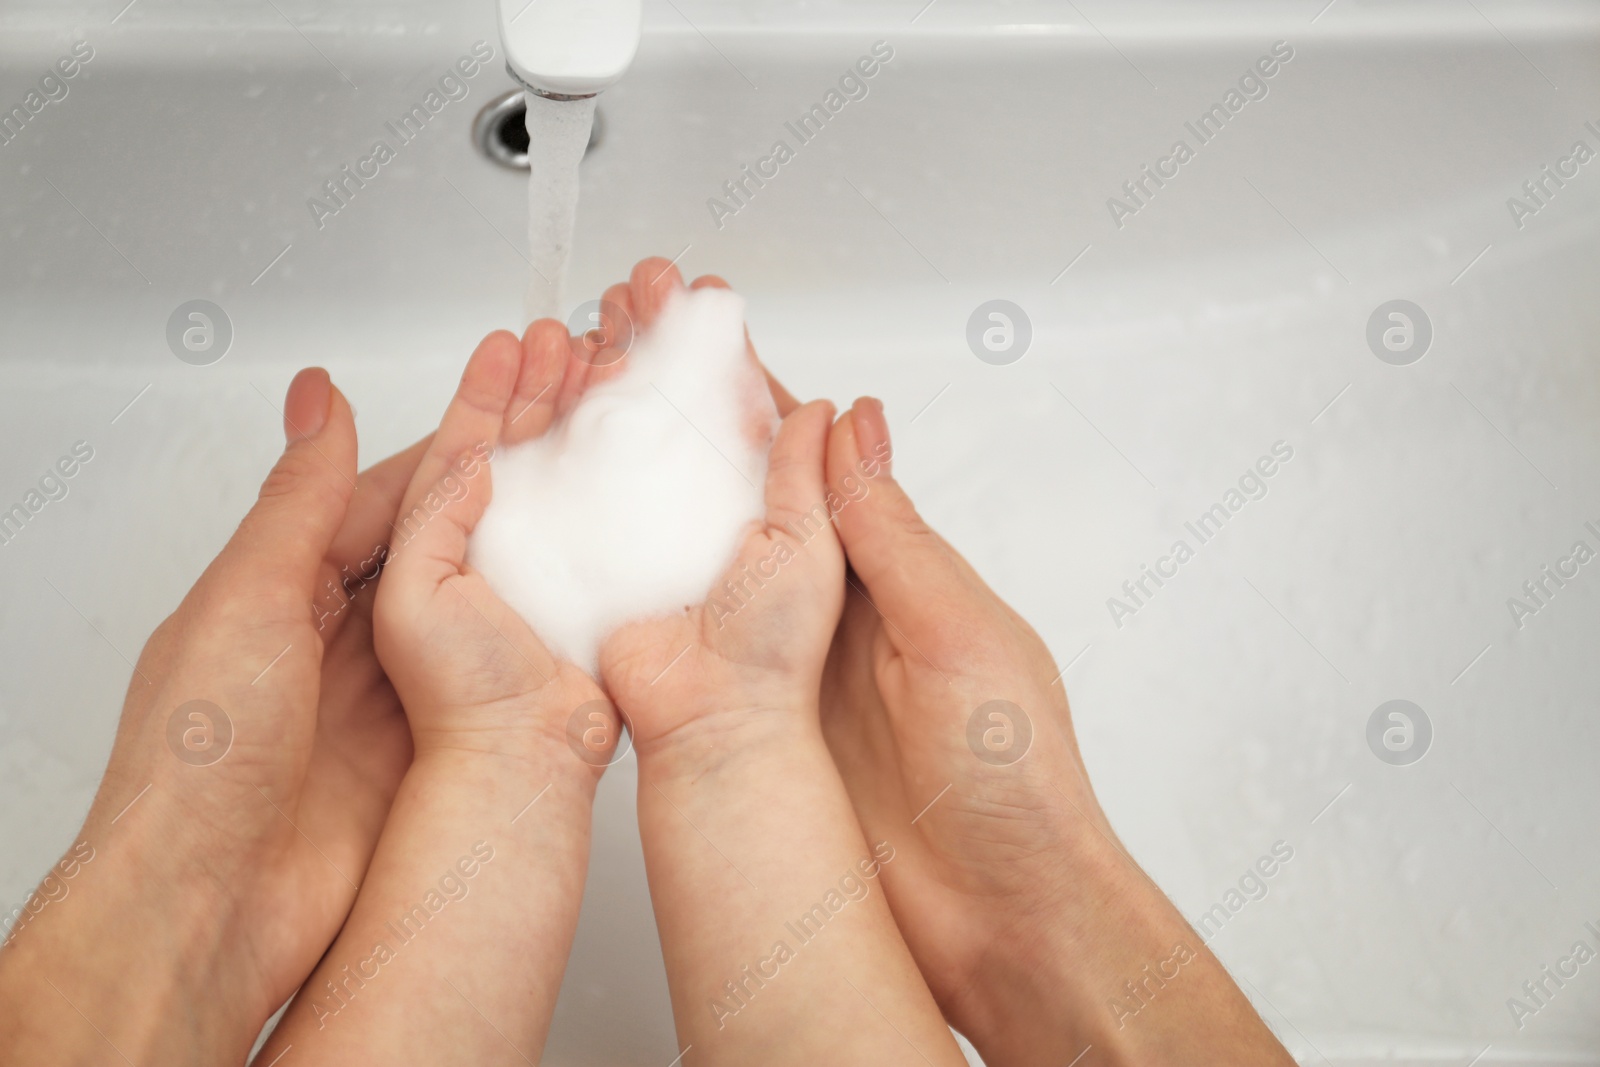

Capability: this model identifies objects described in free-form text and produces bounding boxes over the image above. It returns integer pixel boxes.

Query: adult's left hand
[0,369,417,1066]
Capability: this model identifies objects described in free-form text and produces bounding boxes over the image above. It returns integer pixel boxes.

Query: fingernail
[284,368,331,443]
[852,397,891,475]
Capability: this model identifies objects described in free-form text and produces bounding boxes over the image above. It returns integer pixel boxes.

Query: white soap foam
[523,92,596,322]
[468,286,778,673]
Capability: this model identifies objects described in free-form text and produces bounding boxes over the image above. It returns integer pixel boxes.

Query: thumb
[825,397,970,655]
[764,398,836,532]
[220,368,358,603]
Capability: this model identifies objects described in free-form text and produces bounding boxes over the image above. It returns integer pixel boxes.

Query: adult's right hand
[819,397,1294,1066]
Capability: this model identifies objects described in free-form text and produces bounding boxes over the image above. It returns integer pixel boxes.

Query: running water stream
[522,92,597,323]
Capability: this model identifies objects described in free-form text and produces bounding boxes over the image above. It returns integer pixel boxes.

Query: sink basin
[2,1,1598,1063]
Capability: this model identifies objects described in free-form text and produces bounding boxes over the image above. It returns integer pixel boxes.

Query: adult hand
[819,398,1294,1066]
[0,370,419,1066]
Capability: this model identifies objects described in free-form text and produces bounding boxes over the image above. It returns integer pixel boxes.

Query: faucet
[497,0,642,99]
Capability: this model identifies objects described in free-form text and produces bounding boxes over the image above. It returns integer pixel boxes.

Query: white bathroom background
[1,1,1597,1063]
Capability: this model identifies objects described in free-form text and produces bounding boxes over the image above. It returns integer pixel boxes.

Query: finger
[389,331,520,582]
[312,434,434,638]
[505,319,569,445]
[328,435,432,567]
[557,282,627,417]
[761,365,801,418]
[825,397,970,652]
[691,273,800,416]
[221,368,358,602]
[583,282,635,391]
[765,399,837,535]
[630,256,683,331]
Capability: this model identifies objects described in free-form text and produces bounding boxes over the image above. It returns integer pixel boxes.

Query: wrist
[954,826,1257,1067]
[950,831,1131,1062]
[0,825,263,1067]
[408,731,604,801]
[405,679,612,784]
[633,692,820,783]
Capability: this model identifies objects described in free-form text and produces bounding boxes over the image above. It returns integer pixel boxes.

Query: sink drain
[473,88,603,169]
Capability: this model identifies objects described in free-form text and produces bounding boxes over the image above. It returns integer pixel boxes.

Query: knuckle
[888,494,935,540]
[257,449,348,513]
[256,451,309,502]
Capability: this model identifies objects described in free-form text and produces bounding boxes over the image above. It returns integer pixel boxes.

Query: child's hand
[256,322,629,1066]
[594,260,843,752]
[589,260,964,1067]
[374,323,613,768]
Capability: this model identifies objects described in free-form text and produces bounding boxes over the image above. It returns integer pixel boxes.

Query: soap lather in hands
[0,257,1293,1067]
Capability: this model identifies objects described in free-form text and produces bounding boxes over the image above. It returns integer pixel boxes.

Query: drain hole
[474,89,603,170]
[497,107,530,157]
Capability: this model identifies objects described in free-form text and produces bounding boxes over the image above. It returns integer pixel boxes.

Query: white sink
[2,1,1598,1063]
